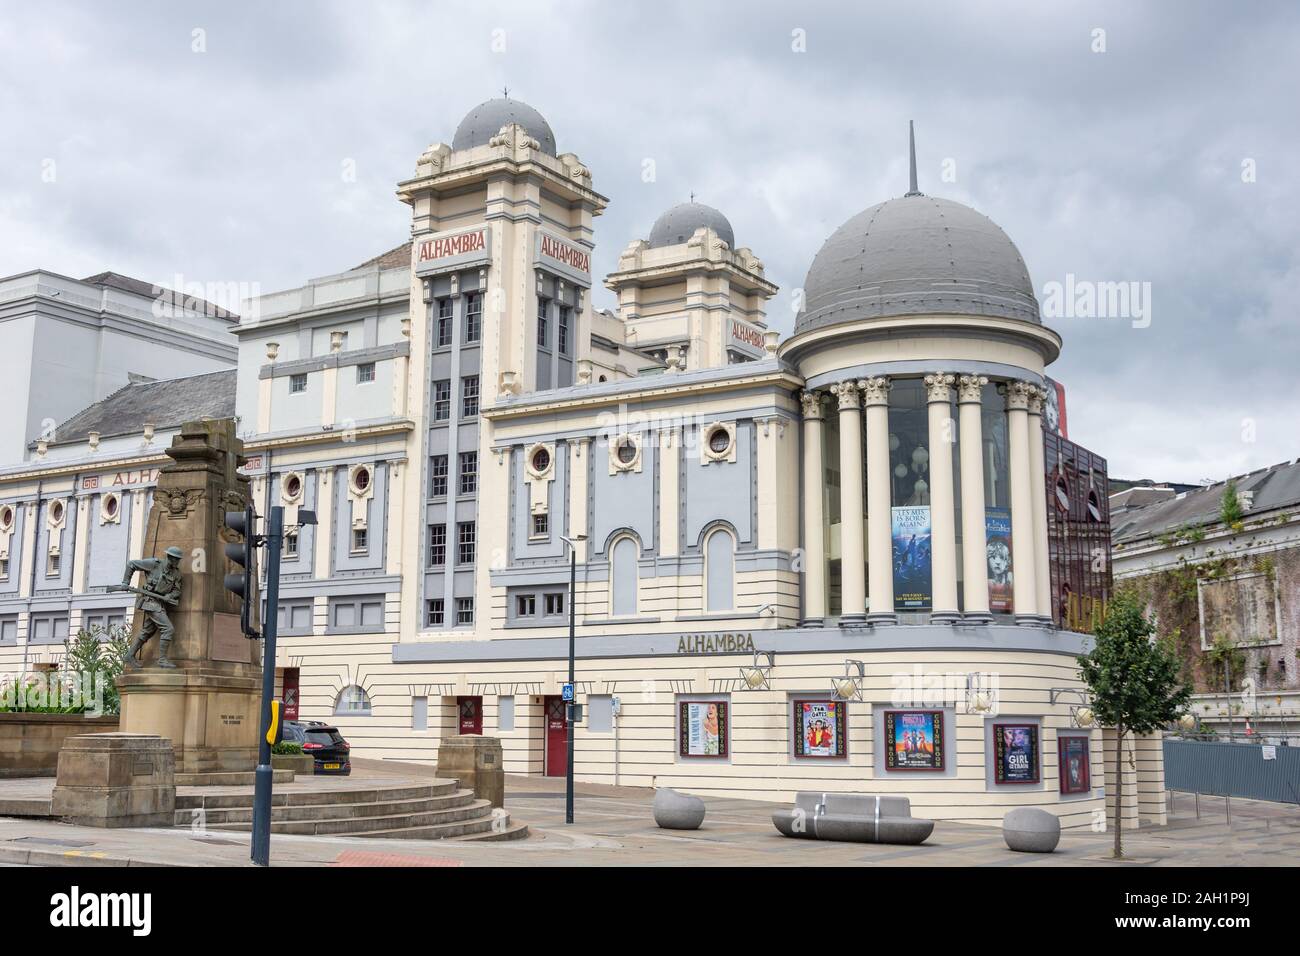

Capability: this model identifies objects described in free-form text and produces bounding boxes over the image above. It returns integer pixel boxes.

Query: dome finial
[905,120,923,197]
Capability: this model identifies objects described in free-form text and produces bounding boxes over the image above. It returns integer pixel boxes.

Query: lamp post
[560,534,586,825]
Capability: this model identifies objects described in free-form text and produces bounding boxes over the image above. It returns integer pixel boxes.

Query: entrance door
[458,696,482,735]
[544,696,568,777]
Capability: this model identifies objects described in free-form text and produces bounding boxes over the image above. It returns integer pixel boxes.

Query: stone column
[1027,386,1053,626]
[800,391,827,626]
[861,376,896,625]
[1005,381,1040,624]
[957,376,991,623]
[924,374,959,623]
[831,381,866,625]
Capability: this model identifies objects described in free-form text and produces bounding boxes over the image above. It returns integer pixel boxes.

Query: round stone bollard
[1002,807,1061,853]
[653,787,706,830]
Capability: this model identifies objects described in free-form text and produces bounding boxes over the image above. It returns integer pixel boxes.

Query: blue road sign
[562,683,574,702]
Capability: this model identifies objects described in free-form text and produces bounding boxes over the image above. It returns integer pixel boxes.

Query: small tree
[60,624,132,716]
[1219,480,1244,528]
[1077,590,1190,858]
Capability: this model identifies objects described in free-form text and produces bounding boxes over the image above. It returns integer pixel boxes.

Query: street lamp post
[560,534,585,825]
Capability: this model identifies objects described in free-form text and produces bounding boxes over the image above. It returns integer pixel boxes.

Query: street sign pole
[251,505,282,867]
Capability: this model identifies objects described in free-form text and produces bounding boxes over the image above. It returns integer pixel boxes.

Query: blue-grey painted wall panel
[590,441,656,556]
[683,424,753,549]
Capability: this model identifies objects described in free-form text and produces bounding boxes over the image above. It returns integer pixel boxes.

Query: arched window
[705,528,735,613]
[610,536,639,617]
[334,684,372,716]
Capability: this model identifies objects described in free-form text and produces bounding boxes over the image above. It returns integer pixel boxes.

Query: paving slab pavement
[1,764,1296,867]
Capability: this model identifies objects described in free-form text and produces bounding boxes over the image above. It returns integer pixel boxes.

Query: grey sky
[2,0,1296,483]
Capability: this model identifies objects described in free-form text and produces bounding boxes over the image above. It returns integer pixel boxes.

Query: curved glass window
[334,685,372,716]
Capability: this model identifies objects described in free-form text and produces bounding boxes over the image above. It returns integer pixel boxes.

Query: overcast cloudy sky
[2,1,1296,483]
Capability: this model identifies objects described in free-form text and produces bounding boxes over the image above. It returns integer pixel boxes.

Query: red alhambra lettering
[417,230,486,262]
[731,320,764,349]
[540,234,590,273]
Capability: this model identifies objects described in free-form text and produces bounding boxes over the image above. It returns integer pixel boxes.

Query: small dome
[798,195,1040,333]
[648,202,735,249]
[452,97,556,155]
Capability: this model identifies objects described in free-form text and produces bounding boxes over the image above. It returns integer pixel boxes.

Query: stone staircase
[175,779,528,841]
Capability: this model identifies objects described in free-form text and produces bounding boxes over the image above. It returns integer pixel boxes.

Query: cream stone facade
[0,97,1166,829]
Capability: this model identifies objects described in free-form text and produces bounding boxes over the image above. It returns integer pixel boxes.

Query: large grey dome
[452,97,557,155]
[797,195,1040,333]
[648,202,735,249]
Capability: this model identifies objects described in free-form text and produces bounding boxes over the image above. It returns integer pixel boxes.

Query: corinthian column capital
[856,376,891,407]
[800,390,826,420]
[923,372,956,403]
[830,380,861,410]
[957,374,988,404]
[1004,379,1036,411]
[1026,384,1048,416]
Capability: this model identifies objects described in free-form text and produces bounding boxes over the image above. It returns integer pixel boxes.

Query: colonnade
[800,374,1052,627]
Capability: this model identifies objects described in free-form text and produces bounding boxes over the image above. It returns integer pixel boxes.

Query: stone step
[175,791,476,826]
[349,813,513,841]
[175,770,295,787]
[208,798,496,836]
[454,821,531,842]
[175,781,458,811]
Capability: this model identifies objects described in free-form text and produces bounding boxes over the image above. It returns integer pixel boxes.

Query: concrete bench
[772,792,934,845]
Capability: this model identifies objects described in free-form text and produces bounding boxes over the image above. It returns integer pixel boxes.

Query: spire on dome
[905,120,923,198]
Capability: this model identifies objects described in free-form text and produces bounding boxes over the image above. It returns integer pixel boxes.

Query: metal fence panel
[1163,739,1300,804]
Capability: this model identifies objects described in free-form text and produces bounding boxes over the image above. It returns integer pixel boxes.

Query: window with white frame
[289,373,307,393]
[356,362,376,383]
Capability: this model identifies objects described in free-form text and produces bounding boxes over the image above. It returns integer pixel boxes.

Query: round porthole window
[50,501,64,522]
[707,427,732,455]
[285,474,302,499]
[104,495,118,518]
[0,506,12,529]
[531,447,551,473]
[616,439,637,464]
[353,467,370,492]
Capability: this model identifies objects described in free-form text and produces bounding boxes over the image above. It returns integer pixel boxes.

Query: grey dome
[797,195,1040,333]
[452,97,556,155]
[648,202,735,249]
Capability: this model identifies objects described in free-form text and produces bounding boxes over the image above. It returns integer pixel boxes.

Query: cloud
[1,0,1296,483]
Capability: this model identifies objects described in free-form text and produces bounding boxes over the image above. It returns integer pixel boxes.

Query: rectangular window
[436,298,453,348]
[426,599,445,627]
[544,592,565,616]
[428,524,447,567]
[588,695,614,734]
[498,695,516,732]
[456,596,474,625]
[516,594,536,617]
[356,362,376,384]
[412,696,428,732]
[532,513,548,537]
[433,380,451,421]
[289,373,307,393]
[284,532,299,557]
[457,521,476,564]
[458,451,477,495]
[464,292,482,343]
[0,557,9,579]
[430,455,448,497]
[462,375,479,417]
[537,298,549,348]
[47,553,60,576]
[351,527,368,553]
[558,306,570,355]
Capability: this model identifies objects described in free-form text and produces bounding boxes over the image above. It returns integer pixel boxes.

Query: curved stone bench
[772,793,934,845]
[653,787,706,830]
[1002,807,1060,853]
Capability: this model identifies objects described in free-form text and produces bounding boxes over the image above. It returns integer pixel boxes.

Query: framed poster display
[993,723,1040,784]
[891,506,933,610]
[679,700,728,757]
[1058,735,1091,794]
[792,699,847,758]
[884,710,944,771]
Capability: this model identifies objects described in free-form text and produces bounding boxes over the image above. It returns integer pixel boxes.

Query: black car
[282,720,351,775]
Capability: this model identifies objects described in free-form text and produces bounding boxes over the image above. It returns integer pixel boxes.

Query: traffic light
[224,504,260,638]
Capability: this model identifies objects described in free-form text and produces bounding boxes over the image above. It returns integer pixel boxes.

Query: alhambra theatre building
[0,98,1164,829]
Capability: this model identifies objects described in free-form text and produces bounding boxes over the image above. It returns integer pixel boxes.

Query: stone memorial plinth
[116,419,263,779]
[51,733,175,828]
[437,735,505,808]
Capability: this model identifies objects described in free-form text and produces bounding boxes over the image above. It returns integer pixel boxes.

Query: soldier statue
[111,546,184,669]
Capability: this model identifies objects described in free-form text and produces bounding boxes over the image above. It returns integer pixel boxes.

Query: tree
[60,624,132,716]
[1077,589,1190,858]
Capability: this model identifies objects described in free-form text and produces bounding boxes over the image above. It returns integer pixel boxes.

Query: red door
[458,696,482,735]
[544,696,567,777]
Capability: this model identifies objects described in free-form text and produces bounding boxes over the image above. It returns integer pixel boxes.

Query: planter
[0,713,120,777]
[271,753,315,776]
